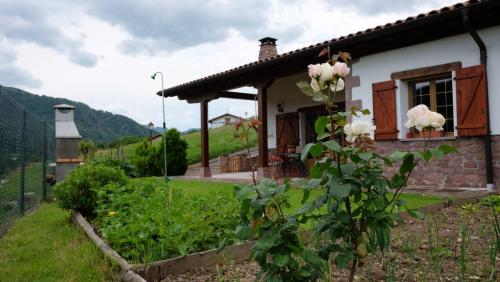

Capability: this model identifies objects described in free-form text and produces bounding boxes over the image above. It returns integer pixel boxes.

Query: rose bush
[405,104,446,132]
[234,48,457,282]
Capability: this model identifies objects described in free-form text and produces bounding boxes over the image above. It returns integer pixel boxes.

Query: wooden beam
[200,99,211,177]
[217,91,258,101]
[257,81,273,175]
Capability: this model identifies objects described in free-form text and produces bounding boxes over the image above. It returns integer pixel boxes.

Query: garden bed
[159,195,499,281]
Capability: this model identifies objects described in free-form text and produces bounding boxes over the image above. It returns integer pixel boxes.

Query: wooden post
[257,82,272,178]
[200,99,211,177]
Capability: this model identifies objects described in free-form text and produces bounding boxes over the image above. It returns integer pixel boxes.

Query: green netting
[0,86,54,234]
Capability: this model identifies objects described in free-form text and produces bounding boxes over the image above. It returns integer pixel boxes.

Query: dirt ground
[162,205,499,281]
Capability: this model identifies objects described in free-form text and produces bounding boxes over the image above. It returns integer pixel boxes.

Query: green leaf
[309,143,324,158]
[316,132,331,141]
[235,225,252,240]
[439,144,458,154]
[335,251,354,269]
[298,203,314,214]
[301,143,314,163]
[274,254,290,267]
[315,116,329,136]
[417,150,433,161]
[255,232,281,251]
[296,81,313,96]
[399,154,415,175]
[322,140,341,152]
[359,152,373,161]
[303,250,325,266]
[361,109,370,115]
[390,174,405,188]
[390,151,407,161]
[329,179,351,200]
[430,148,444,160]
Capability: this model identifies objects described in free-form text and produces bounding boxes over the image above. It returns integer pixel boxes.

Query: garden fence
[0,86,54,235]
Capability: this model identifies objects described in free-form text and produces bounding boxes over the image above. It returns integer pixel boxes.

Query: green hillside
[0,84,149,143]
[96,124,258,165]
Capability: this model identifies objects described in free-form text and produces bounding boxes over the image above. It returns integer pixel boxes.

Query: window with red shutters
[456,64,488,136]
[372,80,398,140]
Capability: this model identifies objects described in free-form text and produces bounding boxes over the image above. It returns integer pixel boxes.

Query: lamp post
[148,121,154,144]
[151,72,168,182]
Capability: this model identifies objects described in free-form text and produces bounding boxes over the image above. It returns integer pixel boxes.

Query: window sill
[399,136,456,142]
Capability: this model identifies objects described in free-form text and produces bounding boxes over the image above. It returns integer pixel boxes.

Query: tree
[79,140,96,163]
[158,128,188,176]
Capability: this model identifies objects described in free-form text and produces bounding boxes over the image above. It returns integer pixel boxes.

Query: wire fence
[0,87,55,235]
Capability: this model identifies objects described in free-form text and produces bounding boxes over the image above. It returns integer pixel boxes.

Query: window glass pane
[436,79,445,93]
[412,81,431,108]
[436,93,445,105]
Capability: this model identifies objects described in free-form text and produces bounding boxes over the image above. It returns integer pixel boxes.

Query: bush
[94,158,137,178]
[131,128,188,177]
[130,141,161,177]
[158,128,188,176]
[54,164,128,217]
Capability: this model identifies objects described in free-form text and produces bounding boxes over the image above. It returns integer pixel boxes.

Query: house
[157,0,500,189]
[209,113,244,128]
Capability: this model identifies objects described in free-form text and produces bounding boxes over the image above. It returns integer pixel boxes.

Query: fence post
[42,122,47,200]
[19,110,27,216]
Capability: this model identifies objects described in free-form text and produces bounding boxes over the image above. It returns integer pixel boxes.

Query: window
[409,75,454,133]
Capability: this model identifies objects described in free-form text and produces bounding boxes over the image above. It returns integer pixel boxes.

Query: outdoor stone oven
[54,104,81,181]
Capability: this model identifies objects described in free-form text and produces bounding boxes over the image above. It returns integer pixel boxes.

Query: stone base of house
[375,135,500,188]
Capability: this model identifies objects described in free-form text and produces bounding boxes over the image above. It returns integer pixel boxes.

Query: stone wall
[375,135,500,188]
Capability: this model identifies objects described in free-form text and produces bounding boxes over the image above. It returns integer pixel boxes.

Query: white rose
[429,111,445,131]
[405,104,431,130]
[333,62,350,78]
[344,120,376,143]
[329,77,345,92]
[319,63,334,84]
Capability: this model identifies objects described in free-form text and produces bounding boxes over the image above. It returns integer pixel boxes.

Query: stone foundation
[375,135,500,188]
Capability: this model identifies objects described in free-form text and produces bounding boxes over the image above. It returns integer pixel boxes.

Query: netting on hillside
[0,86,54,235]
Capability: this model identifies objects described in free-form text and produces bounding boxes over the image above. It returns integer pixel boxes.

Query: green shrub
[130,141,161,177]
[131,128,188,177]
[94,179,240,262]
[158,128,188,176]
[54,164,128,217]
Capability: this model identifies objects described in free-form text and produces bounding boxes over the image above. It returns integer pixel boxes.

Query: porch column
[200,99,211,177]
[257,82,272,178]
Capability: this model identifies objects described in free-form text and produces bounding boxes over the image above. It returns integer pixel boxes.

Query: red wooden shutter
[456,64,488,136]
[372,80,398,140]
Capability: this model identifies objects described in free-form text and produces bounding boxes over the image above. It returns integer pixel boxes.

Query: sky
[0,0,458,131]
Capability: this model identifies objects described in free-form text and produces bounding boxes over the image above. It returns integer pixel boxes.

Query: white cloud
[0,0,459,131]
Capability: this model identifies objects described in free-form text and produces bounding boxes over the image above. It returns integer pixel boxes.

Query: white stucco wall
[267,73,345,148]
[351,25,500,135]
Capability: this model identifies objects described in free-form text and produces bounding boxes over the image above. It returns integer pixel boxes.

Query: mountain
[0,84,149,143]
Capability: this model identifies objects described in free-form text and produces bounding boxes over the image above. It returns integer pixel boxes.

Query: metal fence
[0,87,54,235]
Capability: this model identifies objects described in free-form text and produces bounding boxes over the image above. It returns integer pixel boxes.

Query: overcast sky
[0,0,458,130]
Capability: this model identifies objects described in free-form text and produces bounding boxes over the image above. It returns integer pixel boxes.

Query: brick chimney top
[258,37,278,61]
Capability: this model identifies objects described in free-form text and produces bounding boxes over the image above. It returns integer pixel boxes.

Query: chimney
[54,104,82,181]
[258,37,278,60]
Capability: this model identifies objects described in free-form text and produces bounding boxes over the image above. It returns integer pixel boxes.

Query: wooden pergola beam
[200,99,211,177]
[217,91,257,101]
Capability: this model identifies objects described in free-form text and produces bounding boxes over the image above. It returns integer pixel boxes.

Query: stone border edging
[71,212,147,282]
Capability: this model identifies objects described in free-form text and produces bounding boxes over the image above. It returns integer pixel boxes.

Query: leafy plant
[234,179,325,281]
[54,164,128,217]
[94,179,240,263]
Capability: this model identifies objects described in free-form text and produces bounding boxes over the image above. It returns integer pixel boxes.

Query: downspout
[461,8,495,190]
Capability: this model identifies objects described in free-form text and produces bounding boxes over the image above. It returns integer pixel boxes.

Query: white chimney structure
[54,104,81,181]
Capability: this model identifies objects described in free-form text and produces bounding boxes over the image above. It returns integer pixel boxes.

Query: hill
[96,124,258,165]
[0,84,149,143]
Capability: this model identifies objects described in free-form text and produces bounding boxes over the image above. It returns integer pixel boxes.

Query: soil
[162,205,499,281]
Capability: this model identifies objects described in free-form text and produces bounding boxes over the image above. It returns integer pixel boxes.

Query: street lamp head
[151,73,157,80]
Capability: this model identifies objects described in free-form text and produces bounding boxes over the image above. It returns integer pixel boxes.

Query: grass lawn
[164,178,443,211]
[95,124,257,165]
[0,203,119,282]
